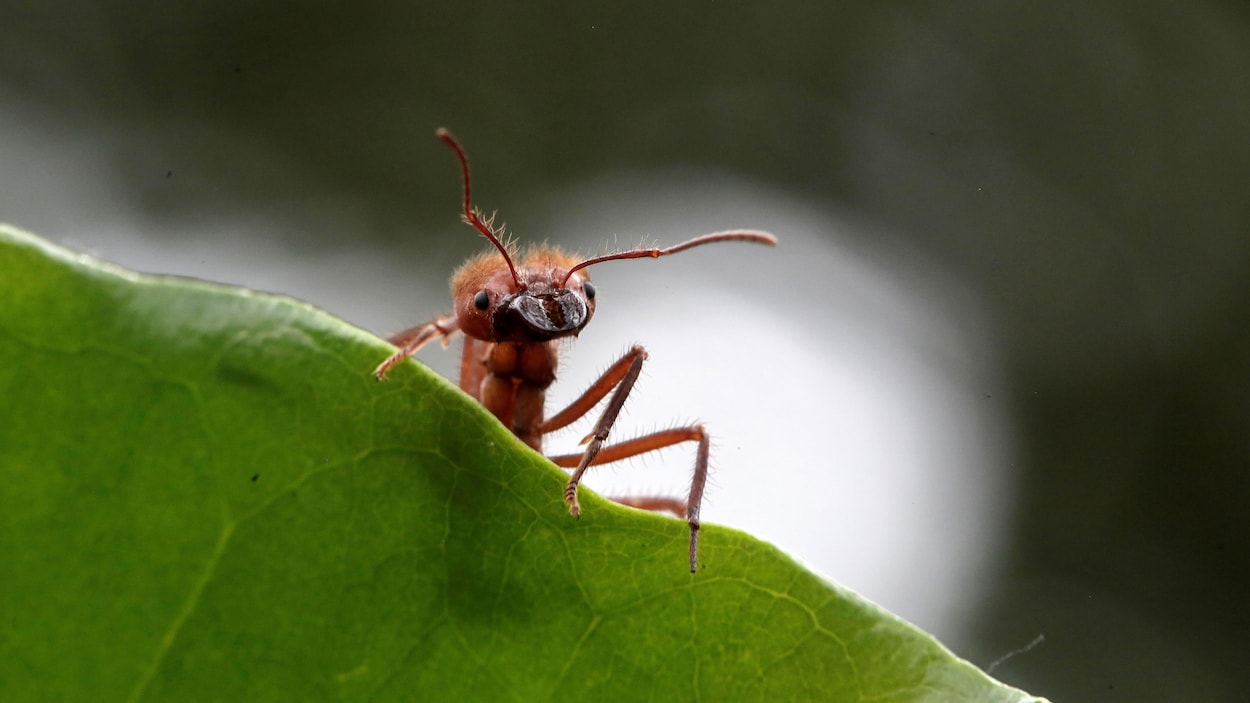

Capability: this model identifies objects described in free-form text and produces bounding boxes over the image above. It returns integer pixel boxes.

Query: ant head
[437,128,774,343]
[451,247,597,343]
[440,129,596,343]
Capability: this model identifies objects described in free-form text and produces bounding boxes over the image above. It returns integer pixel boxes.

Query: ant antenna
[560,230,777,285]
[437,128,521,286]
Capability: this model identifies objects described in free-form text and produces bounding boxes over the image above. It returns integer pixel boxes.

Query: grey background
[3,2,1248,701]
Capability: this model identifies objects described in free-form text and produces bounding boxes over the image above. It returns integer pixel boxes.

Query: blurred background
[3,2,1248,700]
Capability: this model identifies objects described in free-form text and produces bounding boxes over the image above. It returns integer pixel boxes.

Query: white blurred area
[2,101,1015,646]
[536,175,1015,643]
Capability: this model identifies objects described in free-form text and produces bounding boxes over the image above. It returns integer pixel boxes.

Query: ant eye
[583,282,596,300]
[473,290,490,310]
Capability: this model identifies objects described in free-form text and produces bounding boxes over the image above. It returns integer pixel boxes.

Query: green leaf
[0,224,1047,702]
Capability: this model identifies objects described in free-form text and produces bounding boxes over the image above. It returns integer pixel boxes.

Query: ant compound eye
[583,281,596,300]
[473,290,490,310]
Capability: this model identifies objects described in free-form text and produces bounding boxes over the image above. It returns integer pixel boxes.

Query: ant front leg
[374,314,460,380]
[542,345,711,573]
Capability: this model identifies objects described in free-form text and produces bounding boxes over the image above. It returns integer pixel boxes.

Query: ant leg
[542,346,647,516]
[550,426,709,573]
[538,345,648,435]
[374,314,459,380]
[612,496,687,516]
[540,345,711,571]
[457,336,484,397]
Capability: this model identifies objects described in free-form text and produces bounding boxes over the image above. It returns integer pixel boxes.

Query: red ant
[375,128,776,572]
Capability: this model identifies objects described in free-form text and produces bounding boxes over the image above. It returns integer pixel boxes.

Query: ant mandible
[374,128,776,572]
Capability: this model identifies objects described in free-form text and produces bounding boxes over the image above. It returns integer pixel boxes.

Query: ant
[375,128,776,572]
